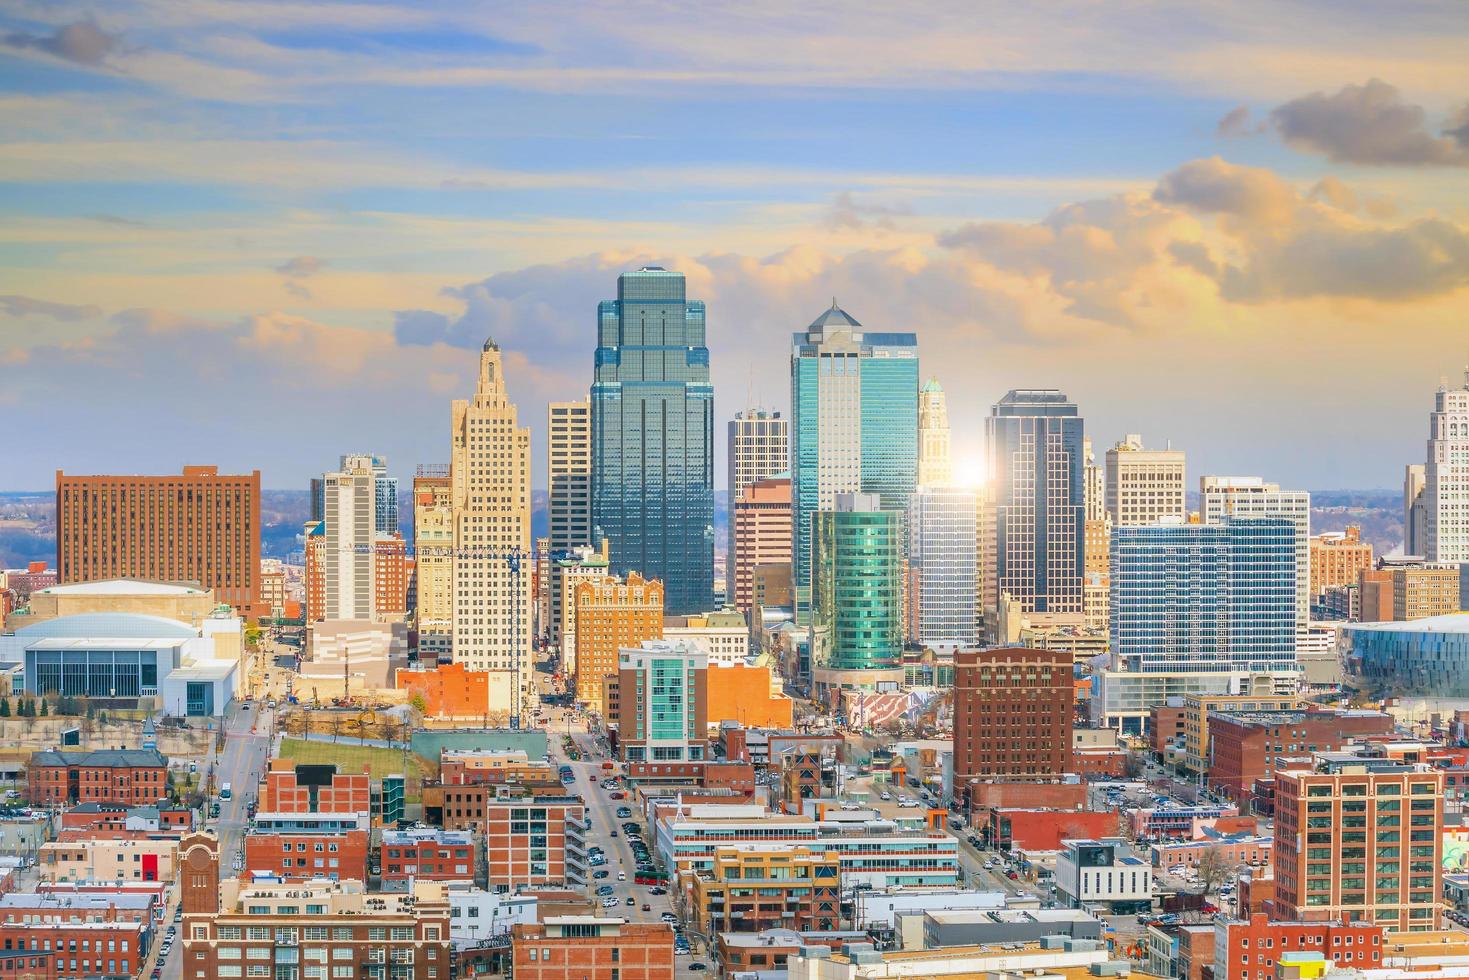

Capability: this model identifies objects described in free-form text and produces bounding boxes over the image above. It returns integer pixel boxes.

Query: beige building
[40,836,178,884]
[413,467,454,661]
[1394,563,1461,620]
[259,568,286,617]
[573,573,663,712]
[451,340,533,722]
[555,542,610,672]
[303,620,408,694]
[1106,434,1185,527]
[1181,692,1299,774]
[731,476,792,614]
[664,609,750,666]
[547,399,592,647]
[1309,525,1373,597]
[917,378,952,488]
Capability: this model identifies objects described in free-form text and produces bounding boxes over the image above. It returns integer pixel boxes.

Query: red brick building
[511,918,673,980]
[258,759,371,813]
[984,807,1119,851]
[0,921,144,980]
[967,781,1087,821]
[241,829,369,881]
[373,534,409,619]
[60,802,192,832]
[1207,709,1395,807]
[1071,746,1128,778]
[421,790,584,890]
[625,761,755,796]
[303,522,325,623]
[380,829,476,882]
[55,466,262,616]
[953,648,1072,799]
[27,748,168,806]
[1211,914,1384,980]
[1151,703,1188,757]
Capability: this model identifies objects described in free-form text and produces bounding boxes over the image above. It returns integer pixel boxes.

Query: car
[690,963,707,972]
[879,791,891,801]
[589,774,598,783]
[618,871,626,881]
[596,885,615,896]
[610,791,625,799]
[611,830,619,838]
[617,807,632,818]
[625,897,634,906]
[661,913,679,922]
[839,802,860,811]
[601,898,619,908]
[593,870,609,879]
[1006,871,1019,880]
[648,887,667,895]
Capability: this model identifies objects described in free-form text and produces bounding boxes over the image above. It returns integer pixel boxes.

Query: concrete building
[662,609,749,666]
[612,640,708,763]
[547,399,592,647]
[790,303,918,616]
[917,378,952,488]
[38,835,178,884]
[1206,708,1395,806]
[1405,463,1428,558]
[320,456,377,621]
[907,485,979,647]
[851,887,1006,930]
[812,493,902,687]
[1274,753,1443,932]
[687,843,842,936]
[1425,371,1469,563]
[953,648,1072,793]
[921,908,1104,950]
[785,938,1124,980]
[1200,476,1311,643]
[412,466,454,661]
[1310,527,1374,599]
[572,573,663,713]
[446,883,537,944]
[731,476,793,614]
[302,619,406,692]
[511,917,674,980]
[728,408,789,565]
[450,339,534,723]
[55,466,262,617]
[1055,838,1154,913]
[1106,434,1185,527]
[591,267,715,616]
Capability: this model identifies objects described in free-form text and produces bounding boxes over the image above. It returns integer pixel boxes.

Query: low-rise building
[380,828,477,883]
[1149,833,1272,872]
[0,920,146,980]
[26,748,169,806]
[1207,708,1395,807]
[259,759,372,814]
[920,908,1104,950]
[1210,914,1386,980]
[984,808,1120,852]
[786,938,1138,980]
[1054,838,1153,914]
[447,884,537,944]
[510,917,674,980]
[38,835,178,884]
[851,887,1007,930]
[0,891,156,925]
[686,844,842,936]
[420,790,586,889]
[241,828,369,882]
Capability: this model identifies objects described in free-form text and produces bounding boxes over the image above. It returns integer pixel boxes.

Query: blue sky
[2,1,1469,491]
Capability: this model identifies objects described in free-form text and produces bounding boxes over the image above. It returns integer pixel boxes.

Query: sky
[2,2,1469,492]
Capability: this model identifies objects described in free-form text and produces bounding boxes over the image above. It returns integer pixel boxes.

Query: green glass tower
[813,493,901,671]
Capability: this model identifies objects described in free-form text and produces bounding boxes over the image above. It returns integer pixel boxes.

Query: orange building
[573,573,663,713]
[373,533,409,619]
[259,760,371,814]
[512,918,674,980]
[1309,526,1373,597]
[55,465,261,616]
[395,662,492,717]
[304,521,326,623]
[731,477,792,613]
[705,663,793,731]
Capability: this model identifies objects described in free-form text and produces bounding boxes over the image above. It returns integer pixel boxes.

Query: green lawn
[277,738,434,801]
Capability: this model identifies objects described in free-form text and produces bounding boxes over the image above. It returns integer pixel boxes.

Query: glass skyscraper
[1110,516,1298,674]
[790,303,918,609]
[813,493,901,671]
[986,390,1086,614]
[590,267,714,615]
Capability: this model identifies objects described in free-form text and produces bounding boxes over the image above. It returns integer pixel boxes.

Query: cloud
[275,255,326,277]
[1268,79,1469,166]
[824,192,913,233]
[0,295,103,321]
[1216,106,1258,138]
[1153,157,1298,225]
[3,18,119,67]
[85,213,149,228]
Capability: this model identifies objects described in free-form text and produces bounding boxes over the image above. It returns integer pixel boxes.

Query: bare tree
[1195,849,1238,895]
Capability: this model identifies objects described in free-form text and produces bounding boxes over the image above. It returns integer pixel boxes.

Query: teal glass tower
[790,303,919,611]
[813,493,901,671]
[590,267,714,615]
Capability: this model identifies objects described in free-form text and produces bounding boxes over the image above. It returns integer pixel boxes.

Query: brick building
[373,533,410,620]
[1309,527,1373,598]
[984,808,1119,852]
[1207,709,1395,807]
[55,466,262,616]
[27,748,168,806]
[394,663,494,719]
[731,477,792,614]
[624,761,756,797]
[688,845,841,935]
[180,832,451,980]
[705,663,792,731]
[380,829,476,883]
[420,790,585,890]
[303,522,326,623]
[967,781,1088,822]
[573,573,664,713]
[0,921,144,980]
[241,829,369,882]
[511,917,674,980]
[1150,702,1188,758]
[258,759,371,814]
[1210,914,1385,980]
[953,648,1072,797]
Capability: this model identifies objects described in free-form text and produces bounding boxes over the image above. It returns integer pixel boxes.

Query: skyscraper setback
[1425,372,1469,563]
[450,339,533,723]
[789,302,918,608]
[590,268,714,615]
[985,390,1085,615]
[917,377,952,487]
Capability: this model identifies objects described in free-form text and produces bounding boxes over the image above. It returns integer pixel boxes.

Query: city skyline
[2,5,1468,491]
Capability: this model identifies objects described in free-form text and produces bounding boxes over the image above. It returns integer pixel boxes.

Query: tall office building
[1404,463,1427,557]
[313,456,397,535]
[790,302,918,607]
[547,399,592,646]
[590,267,714,615]
[320,457,376,621]
[1200,476,1311,641]
[1425,372,1469,563]
[1110,517,1297,675]
[812,493,901,679]
[1105,434,1185,527]
[953,647,1072,791]
[450,339,533,723]
[1082,437,1110,634]
[907,485,979,646]
[731,476,792,614]
[55,466,261,616]
[413,466,453,661]
[985,390,1085,615]
[727,409,788,563]
[572,573,664,713]
[917,377,952,487]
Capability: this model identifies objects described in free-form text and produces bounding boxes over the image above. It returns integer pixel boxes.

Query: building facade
[1425,372,1469,563]
[572,573,663,713]
[546,399,592,646]
[1205,708,1394,805]
[1342,614,1469,696]
[1105,434,1185,527]
[412,466,453,661]
[511,918,673,980]
[917,377,952,488]
[613,640,708,763]
[986,390,1085,615]
[731,476,792,614]
[1404,463,1427,557]
[812,494,901,676]
[420,792,586,889]
[1309,527,1373,599]
[953,647,1072,790]
[790,303,918,611]
[1200,476,1311,642]
[320,457,376,621]
[27,748,168,806]
[907,484,979,646]
[241,828,369,882]
[688,844,841,935]
[728,408,789,565]
[450,340,534,723]
[590,267,714,615]
[55,466,261,616]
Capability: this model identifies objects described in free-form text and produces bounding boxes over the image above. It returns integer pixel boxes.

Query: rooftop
[1345,613,1469,634]
[36,580,206,597]
[31,748,167,769]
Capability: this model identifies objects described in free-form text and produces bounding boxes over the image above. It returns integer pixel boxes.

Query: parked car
[642,904,651,911]
[690,964,707,972]
[593,870,609,879]
[625,897,634,906]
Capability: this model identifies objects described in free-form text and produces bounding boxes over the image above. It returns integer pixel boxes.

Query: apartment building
[611,640,708,764]
[27,748,169,806]
[953,647,1072,790]
[419,790,585,890]
[1210,914,1385,980]
[241,829,369,882]
[511,917,674,980]
[1054,838,1154,914]
[731,477,792,614]
[687,844,842,936]
[1180,695,1300,776]
[572,574,663,713]
[379,829,476,883]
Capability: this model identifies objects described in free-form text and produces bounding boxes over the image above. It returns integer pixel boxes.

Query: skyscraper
[547,399,592,645]
[907,484,979,646]
[1425,372,1469,563]
[917,377,952,487]
[1404,463,1427,557]
[314,455,397,535]
[985,390,1085,615]
[790,302,918,607]
[590,267,714,615]
[1105,434,1185,527]
[813,493,901,677]
[727,409,789,563]
[730,476,792,614]
[412,465,453,661]
[1200,476,1311,642]
[320,457,376,621]
[450,339,533,723]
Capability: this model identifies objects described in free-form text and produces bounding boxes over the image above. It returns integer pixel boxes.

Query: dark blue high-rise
[590,268,714,614]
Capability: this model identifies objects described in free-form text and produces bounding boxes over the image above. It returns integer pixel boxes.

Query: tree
[38,700,48,717]
[1194,849,1238,895]
[0,698,10,718]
